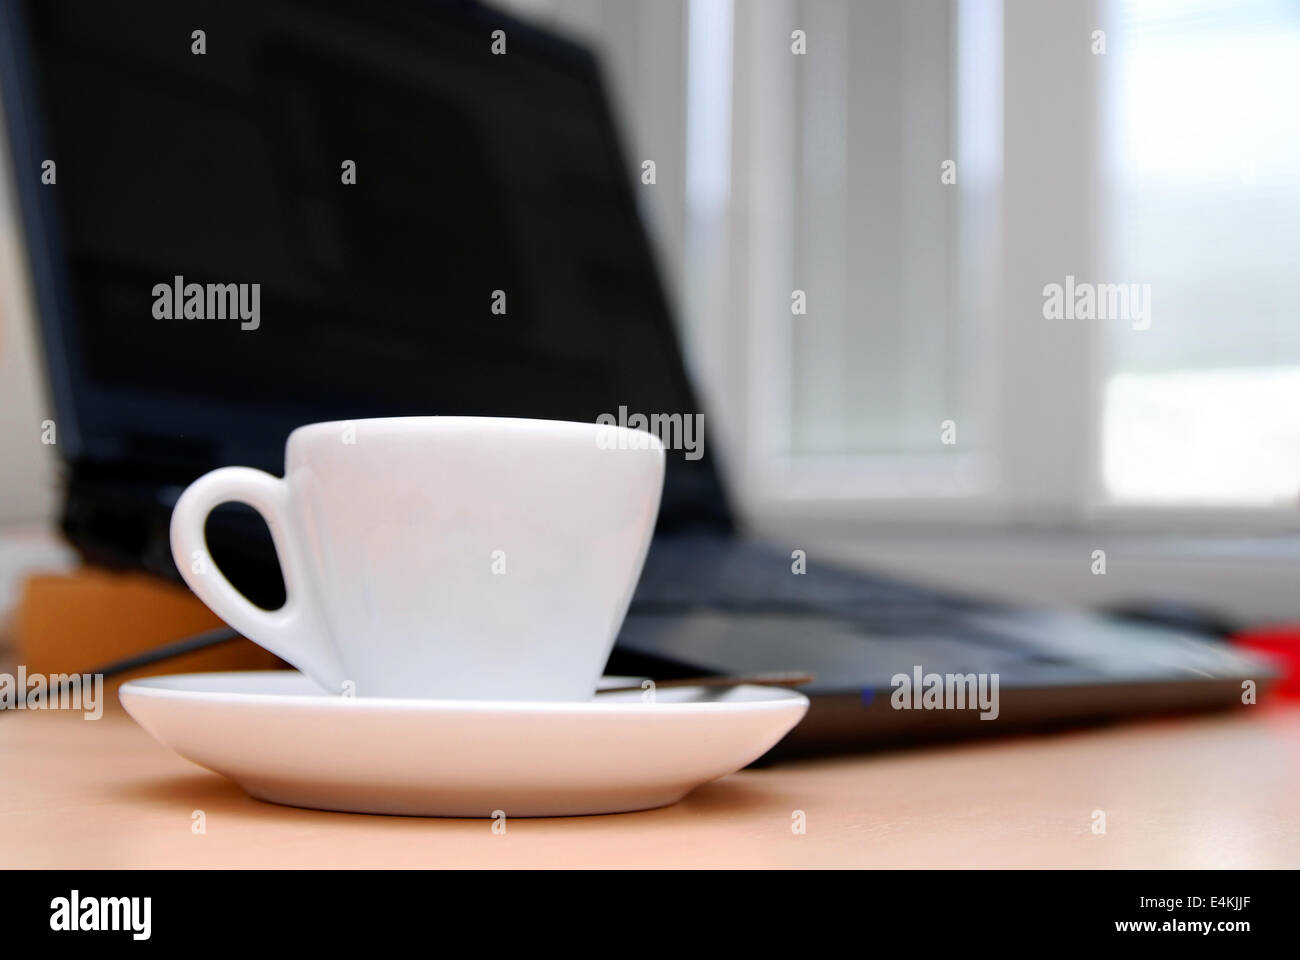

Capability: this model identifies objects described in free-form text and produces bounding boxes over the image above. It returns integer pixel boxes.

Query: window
[498,0,1300,527]
[723,0,998,510]
[1101,0,1300,506]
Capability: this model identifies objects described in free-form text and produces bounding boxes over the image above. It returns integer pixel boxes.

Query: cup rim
[286,415,666,450]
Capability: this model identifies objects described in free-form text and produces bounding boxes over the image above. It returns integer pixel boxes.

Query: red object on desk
[1232,626,1300,698]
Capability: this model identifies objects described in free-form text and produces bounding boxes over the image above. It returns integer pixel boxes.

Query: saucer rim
[118,670,811,714]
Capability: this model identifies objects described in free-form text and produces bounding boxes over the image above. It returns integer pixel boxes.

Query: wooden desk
[4,697,1299,868]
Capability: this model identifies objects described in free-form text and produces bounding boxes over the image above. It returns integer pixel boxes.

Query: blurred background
[2,0,1300,628]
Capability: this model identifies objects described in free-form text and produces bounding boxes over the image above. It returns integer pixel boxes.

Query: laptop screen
[4,0,729,532]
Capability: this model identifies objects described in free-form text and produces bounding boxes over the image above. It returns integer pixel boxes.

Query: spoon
[597,671,815,694]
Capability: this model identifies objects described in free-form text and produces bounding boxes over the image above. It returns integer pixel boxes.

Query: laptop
[0,0,1272,756]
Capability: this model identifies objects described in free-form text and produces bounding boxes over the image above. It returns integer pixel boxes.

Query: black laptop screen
[6,0,727,529]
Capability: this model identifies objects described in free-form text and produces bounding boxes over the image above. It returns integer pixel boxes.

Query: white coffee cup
[169,416,664,700]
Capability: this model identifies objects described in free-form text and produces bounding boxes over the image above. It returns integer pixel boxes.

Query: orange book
[14,568,283,692]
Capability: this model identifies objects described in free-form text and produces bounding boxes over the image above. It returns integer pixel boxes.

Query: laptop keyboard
[631,533,990,635]
[625,534,1268,684]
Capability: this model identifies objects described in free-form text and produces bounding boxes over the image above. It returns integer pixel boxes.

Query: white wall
[0,106,59,528]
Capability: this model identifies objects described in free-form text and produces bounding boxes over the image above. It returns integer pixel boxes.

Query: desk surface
[5,699,1300,868]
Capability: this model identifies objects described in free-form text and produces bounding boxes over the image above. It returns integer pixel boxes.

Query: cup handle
[169,466,345,693]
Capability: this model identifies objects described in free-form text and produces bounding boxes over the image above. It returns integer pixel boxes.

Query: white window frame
[708,0,1300,534]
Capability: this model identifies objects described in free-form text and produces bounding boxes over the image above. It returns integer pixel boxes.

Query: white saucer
[119,671,809,817]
